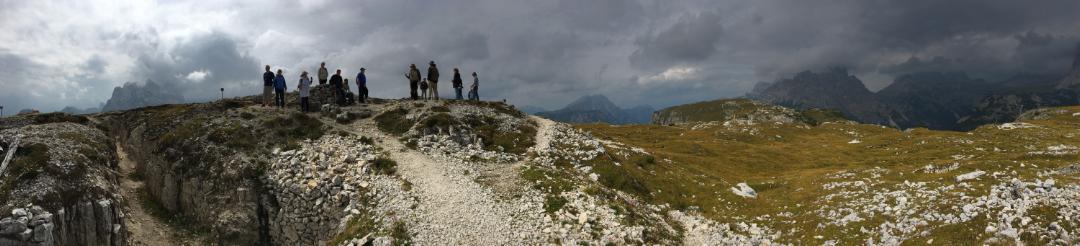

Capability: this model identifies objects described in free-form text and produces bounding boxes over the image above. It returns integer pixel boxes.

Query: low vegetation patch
[31,112,89,125]
[375,108,412,135]
[372,157,398,175]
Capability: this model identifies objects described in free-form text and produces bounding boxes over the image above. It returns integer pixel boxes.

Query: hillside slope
[581,104,1080,244]
[4,96,1080,245]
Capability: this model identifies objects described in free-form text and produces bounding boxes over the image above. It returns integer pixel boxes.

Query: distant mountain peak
[536,94,653,124]
[1073,42,1080,70]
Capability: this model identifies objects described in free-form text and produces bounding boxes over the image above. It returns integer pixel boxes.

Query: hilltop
[0,94,1077,245]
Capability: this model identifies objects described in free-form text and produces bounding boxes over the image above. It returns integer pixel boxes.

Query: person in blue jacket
[274,69,287,108]
[356,68,368,103]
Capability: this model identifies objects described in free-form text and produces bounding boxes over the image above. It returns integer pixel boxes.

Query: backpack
[420,81,429,90]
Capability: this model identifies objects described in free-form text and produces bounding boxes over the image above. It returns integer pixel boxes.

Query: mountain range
[746,44,1080,130]
[535,94,654,124]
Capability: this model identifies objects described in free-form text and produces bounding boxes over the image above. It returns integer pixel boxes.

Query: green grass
[31,112,89,125]
[391,221,413,246]
[574,105,1080,244]
[375,108,412,135]
[263,112,326,146]
[372,157,398,175]
[0,143,51,203]
[328,196,378,246]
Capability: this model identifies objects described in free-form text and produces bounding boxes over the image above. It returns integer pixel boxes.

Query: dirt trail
[531,116,558,152]
[337,112,560,244]
[115,144,186,246]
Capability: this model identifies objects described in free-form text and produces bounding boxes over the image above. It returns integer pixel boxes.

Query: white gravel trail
[531,116,558,153]
[365,116,558,245]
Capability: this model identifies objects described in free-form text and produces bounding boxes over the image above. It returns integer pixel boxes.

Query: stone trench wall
[119,124,263,243]
[0,201,125,246]
[261,135,379,245]
[113,119,375,245]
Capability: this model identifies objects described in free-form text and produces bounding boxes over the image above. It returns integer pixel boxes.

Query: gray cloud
[2,0,1080,113]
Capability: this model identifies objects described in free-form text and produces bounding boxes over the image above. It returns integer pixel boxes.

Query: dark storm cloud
[4,0,1080,113]
[0,50,49,112]
[133,31,261,101]
[630,11,724,69]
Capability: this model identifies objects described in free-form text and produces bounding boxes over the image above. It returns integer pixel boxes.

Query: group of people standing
[405,61,480,101]
[261,60,478,111]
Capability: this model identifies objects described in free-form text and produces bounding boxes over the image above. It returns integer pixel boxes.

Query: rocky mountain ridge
[749,48,1080,130]
[536,94,654,124]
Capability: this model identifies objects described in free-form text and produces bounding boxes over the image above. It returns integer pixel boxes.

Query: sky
[2,0,1080,113]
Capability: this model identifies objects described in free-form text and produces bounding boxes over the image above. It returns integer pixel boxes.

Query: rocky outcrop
[101,80,184,112]
[652,98,845,126]
[0,119,127,246]
[117,118,263,244]
[750,68,904,127]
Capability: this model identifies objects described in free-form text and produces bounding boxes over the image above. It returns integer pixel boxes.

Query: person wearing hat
[405,64,421,100]
[468,72,479,101]
[427,61,440,100]
[356,67,368,103]
[298,71,312,112]
[452,68,464,100]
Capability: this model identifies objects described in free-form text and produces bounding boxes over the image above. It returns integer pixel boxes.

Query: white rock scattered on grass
[731,183,757,198]
[955,170,986,182]
[997,122,1038,130]
[848,139,861,144]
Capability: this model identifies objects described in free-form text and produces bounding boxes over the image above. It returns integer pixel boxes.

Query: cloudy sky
[2,0,1080,113]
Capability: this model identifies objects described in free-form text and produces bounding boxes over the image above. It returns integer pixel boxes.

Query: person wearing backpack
[406,64,421,100]
[452,68,464,100]
[427,61,440,100]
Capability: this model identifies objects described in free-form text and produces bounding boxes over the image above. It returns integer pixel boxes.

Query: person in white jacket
[298,71,313,112]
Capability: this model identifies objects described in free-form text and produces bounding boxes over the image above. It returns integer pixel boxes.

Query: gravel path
[531,116,557,153]
[354,115,558,245]
[115,144,190,246]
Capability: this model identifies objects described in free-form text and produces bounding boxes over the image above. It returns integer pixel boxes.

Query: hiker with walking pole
[406,64,421,100]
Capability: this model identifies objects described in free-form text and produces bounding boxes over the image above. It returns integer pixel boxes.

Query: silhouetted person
[356,68,368,103]
[420,78,430,100]
[406,64,421,100]
[452,68,463,100]
[318,62,329,85]
[427,61,440,100]
[343,78,354,105]
[262,65,274,106]
[468,72,479,101]
[298,71,312,112]
[330,69,345,105]
[274,69,287,108]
